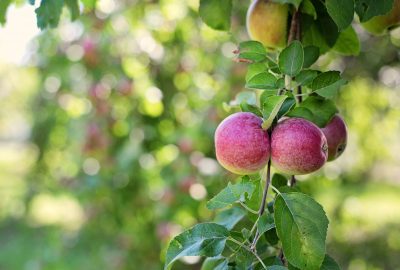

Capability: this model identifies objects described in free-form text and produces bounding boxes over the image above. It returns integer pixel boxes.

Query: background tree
[0,0,399,269]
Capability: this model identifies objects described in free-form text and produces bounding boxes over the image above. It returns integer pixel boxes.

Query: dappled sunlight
[28,194,86,231]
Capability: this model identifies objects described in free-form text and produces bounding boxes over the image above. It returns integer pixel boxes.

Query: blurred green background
[1,1,400,269]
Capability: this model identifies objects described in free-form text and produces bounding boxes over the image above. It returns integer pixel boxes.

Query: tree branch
[288,9,299,44]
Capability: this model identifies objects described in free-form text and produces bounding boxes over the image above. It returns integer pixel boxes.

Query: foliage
[162,0,399,269]
[0,0,400,270]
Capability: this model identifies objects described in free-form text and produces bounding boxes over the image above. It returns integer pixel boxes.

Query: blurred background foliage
[0,0,400,269]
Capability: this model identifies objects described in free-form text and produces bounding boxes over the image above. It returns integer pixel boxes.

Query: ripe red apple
[271,118,328,175]
[246,0,288,49]
[321,115,347,161]
[215,112,270,175]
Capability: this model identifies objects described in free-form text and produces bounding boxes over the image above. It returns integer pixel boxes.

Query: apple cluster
[214,112,347,176]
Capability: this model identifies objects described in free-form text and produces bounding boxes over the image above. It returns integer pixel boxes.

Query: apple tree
[163,0,400,269]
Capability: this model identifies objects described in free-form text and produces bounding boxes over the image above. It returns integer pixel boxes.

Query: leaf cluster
[164,175,340,270]
[236,40,341,130]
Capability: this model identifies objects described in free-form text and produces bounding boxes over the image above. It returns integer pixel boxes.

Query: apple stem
[290,175,297,186]
[251,158,272,250]
[259,159,271,216]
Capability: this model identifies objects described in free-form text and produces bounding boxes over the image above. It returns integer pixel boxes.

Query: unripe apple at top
[215,112,270,175]
[362,0,400,34]
[321,115,347,161]
[271,118,328,175]
[246,0,288,49]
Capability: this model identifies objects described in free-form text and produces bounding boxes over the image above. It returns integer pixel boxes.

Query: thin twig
[288,9,299,44]
[270,185,282,195]
[296,13,303,103]
[240,201,259,215]
[250,216,260,235]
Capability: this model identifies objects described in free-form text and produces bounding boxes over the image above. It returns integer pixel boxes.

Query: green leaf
[279,41,304,76]
[29,0,36,4]
[260,90,278,107]
[261,95,288,129]
[65,0,80,20]
[295,70,319,86]
[333,26,360,56]
[274,192,329,270]
[265,228,280,245]
[246,179,263,215]
[301,0,317,19]
[246,73,277,90]
[288,263,301,270]
[35,0,64,29]
[239,41,267,62]
[214,206,247,230]
[355,0,394,22]
[272,173,288,190]
[287,96,338,127]
[313,1,340,47]
[201,257,229,270]
[241,228,252,239]
[277,95,296,118]
[257,213,275,235]
[234,245,255,269]
[164,223,229,269]
[302,2,340,53]
[302,17,330,54]
[263,256,285,267]
[207,181,255,210]
[272,0,302,9]
[0,0,12,25]
[303,46,319,68]
[287,107,314,122]
[240,102,263,118]
[321,255,341,270]
[246,63,268,82]
[276,78,285,89]
[311,71,347,99]
[199,0,232,31]
[326,0,355,30]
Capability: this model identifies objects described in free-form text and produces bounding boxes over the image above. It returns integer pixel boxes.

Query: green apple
[246,0,288,49]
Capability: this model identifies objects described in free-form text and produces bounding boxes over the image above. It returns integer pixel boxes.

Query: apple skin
[321,115,347,161]
[362,0,400,34]
[271,118,328,175]
[246,0,288,49]
[215,112,270,175]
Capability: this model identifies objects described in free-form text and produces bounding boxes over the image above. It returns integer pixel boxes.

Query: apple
[271,118,328,175]
[362,0,400,34]
[321,115,347,161]
[246,0,288,49]
[215,112,270,175]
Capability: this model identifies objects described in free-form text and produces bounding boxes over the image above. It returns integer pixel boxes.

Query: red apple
[271,118,328,175]
[214,112,270,175]
[321,115,347,161]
